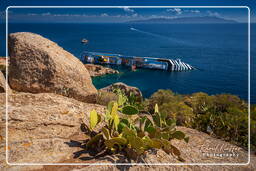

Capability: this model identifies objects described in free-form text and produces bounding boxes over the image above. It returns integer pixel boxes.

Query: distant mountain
[127,16,238,24]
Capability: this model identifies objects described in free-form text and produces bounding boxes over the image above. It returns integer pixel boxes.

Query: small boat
[81,38,89,44]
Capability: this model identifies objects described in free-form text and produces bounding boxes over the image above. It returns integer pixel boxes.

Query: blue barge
[82,51,195,71]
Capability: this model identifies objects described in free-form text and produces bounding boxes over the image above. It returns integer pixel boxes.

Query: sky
[0,0,255,23]
[4,7,249,23]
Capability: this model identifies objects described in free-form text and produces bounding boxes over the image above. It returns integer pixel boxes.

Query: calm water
[1,23,255,103]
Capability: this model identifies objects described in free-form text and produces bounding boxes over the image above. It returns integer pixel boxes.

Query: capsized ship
[82,51,195,71]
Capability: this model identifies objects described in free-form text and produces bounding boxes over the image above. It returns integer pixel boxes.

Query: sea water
[1,23,255,103]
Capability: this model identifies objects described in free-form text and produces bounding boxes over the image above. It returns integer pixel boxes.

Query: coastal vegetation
[86,89,189,161]
[94,88,254,151]
[144,89,254,151]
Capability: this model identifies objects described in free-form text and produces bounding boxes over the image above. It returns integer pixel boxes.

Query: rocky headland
[0,32,255,171]
[84,64,119,77]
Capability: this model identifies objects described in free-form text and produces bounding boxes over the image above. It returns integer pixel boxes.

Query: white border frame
[5,6,251,166]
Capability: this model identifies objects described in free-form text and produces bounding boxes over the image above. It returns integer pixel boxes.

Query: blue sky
[4,7,249,23]
[0,0,255,23]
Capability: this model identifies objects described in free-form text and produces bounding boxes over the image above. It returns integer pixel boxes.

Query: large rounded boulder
[8,32,97,103]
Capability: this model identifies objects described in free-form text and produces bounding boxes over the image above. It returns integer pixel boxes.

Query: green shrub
[159,101,194,127]
[144,90,183,113]
[251,105,256,150]
[145,90,193,127]
[146,90,253,150]
[185,92,215,114]
[84,90,189,161]
[191,94,249,148]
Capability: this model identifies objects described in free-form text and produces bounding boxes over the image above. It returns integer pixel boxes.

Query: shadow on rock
[65,124,135,171]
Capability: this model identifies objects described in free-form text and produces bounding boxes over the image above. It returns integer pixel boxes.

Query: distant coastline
[127,16,238,24]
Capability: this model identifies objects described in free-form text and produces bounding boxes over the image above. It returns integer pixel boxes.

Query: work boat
[82,51,195,71]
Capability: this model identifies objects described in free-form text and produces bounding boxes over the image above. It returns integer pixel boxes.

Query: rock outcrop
[0,93,105,164]
[0,57,7,76]
[84,64,119,77]
[0,71,12,94]
[100,82,143,101]
[0,92,255,170]
[8,32,97,103]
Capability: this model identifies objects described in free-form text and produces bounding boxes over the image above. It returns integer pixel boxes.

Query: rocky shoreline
[84,64,119,77]
[0,32,255,171]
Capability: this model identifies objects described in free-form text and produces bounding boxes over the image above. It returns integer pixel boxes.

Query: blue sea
[1,23,255,103]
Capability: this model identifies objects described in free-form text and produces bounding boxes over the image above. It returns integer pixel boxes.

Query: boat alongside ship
[82,51,195,72]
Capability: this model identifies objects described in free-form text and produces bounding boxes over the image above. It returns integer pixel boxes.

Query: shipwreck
[82,51,195,71]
